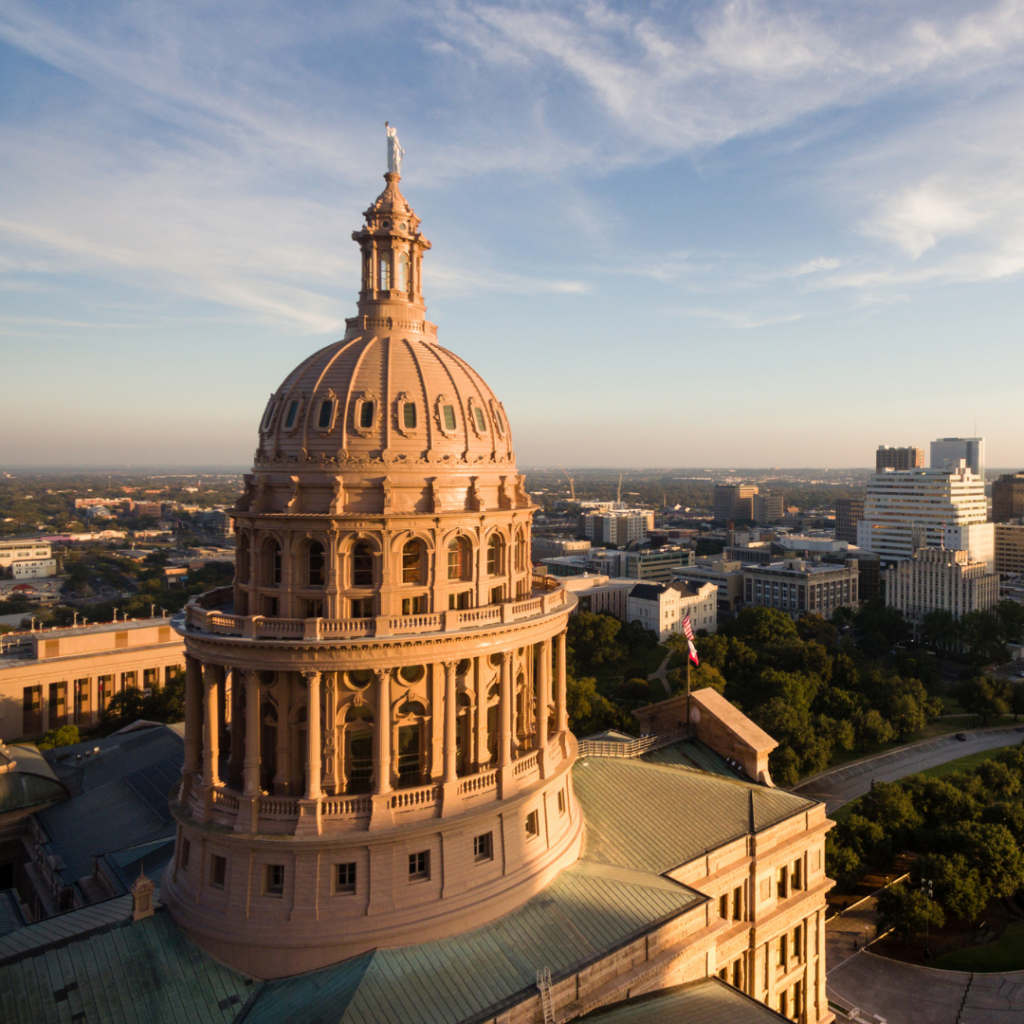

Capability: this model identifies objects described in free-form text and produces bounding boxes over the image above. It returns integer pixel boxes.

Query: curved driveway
[792,726,1024,814]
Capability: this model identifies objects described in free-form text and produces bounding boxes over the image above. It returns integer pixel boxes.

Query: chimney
[131,870,155,922]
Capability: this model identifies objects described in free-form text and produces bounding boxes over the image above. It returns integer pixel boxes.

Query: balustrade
[388,782,441,810]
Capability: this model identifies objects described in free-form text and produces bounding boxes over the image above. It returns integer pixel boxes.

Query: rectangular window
[447,590,472,610]
[336,862,356,893]
[359,401,374,429]
[525,810,540,838]
[401,596,427,615]
[779,990,788,1018]
[557,789,566,815]
[777,865,788,900]
[351,596,374,618]
[443,404,456,430]
[48,682,67,727]
[409,851,430,881]
[319,399,335,429]
[474,832,493,863]
[403,403,417,429]
[181,837,191,869]
[732,885,742,920]
[121,671,136,689]
[792,858,802,891]
[306,599,324,618]
[474,407,487,433]
[778,933,788,970]
[732,960,741,988]
[284,400,299,429]
[490,585,505,605]
[211,855,227,889]
[143,668,158,688]
[719,893,728,919]
[264,596,279,617]
[793,924,802,963]
[265,864,285,896]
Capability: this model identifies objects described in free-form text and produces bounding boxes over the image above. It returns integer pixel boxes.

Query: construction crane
[558,464,576,501]
[616,473,622,505]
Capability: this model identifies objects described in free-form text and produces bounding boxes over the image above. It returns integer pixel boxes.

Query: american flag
[682,614,694,641]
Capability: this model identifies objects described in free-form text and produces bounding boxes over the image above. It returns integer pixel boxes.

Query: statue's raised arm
[385,122,404,175]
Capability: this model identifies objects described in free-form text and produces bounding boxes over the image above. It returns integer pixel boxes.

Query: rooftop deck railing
[576,728,693,760]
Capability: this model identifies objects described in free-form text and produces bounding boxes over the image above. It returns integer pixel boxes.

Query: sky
[1,0,1023,469]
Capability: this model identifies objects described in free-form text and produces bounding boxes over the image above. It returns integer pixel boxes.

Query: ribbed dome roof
[257,333,514,468]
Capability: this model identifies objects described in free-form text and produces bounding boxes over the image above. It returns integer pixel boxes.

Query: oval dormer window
[360,401,375,429]
[284,400,299,430]
[318,400,334,429]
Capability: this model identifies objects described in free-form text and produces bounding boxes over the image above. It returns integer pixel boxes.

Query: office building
[744,559,859,620]
[673,560,746,613]
[10,558,57,579]
[886,547,998,625]
[857,463,988,563]
[0,618,185,741]
[752,493,784,525]
[0,538,52,569]
[540,545,693,583]
[713,484,758,523]
[996,523,1024,575]
[875,446,924,473]
[834,497,863,544]
[992,473,1024,523]
[578,509,654,546]
[930,436,985,479]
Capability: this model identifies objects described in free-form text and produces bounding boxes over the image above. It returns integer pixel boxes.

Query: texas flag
[682,614,699,665]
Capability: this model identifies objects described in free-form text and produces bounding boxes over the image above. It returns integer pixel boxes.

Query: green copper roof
[642,737,745,779]
[573,756,814,874]
[578,978,788,1023]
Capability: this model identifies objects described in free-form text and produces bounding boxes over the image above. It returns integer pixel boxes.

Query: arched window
[284,400,299,430]
[402,539,424,585]
[264,540,282,587]
[487,535,505,576]
[396,251,409,291]
[359,400,375,429]
[447,537,472,581]
[378,254,391,290]
[317,399,334,429]
[308,542,325,587]
[352,541,373,587]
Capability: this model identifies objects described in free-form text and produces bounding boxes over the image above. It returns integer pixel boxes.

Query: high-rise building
[742,559,860,620]
[992,472,1024,522]
[857,464,989,563]
[713,484,758,523]
[578,509,653,545]
[834,497,864,544]
[752,492,784,525]
[886,547,998,625]
[995,523,1024,574]
[930,437,985,479]
[875,446,924,473]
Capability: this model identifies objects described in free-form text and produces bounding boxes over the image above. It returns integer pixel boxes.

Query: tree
[960,610,1008,667]
[851,708,895,751]
[796,614,837,648]
[876,885,944,942]
[916,853,988,923]
[565,675,633,738]
[922,609,959,651]
[617,677,652,703]
[567,612,626,672]
[1013,683,1024,722]
[954,676,1011,724]
[995,600,1024,644]
[36,724,80,750]
[726,606,798,646]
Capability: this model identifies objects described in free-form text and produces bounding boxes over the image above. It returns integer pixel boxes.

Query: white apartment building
[578,510,654,546]
[885,547,998,625]
[931,436,985,479]
[12,559,57,580]
[626,581,718,641]
[0,539,51,568]
[857,463,988,563]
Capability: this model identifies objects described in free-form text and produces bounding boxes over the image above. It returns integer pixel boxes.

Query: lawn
[930,921,1024,972]
[916,745,1020,779]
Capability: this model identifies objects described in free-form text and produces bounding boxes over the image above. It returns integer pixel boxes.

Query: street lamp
[921,878,933,960]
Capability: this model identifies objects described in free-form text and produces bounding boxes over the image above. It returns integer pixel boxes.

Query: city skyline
[3,1,1024,468]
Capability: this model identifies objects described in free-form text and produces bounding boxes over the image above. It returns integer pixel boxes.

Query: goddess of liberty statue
[385,122,404,175]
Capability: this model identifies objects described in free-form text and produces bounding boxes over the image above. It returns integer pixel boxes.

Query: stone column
[497,650,515,798]
[274,675,290,795]
[370,668,394,830]
[473,657,487,771]
[202,663,221,821]
[536,640,551,778]
[322,672,337,793]
[441,661,462,816]
[235,670,261,833]
[184,654,202,776]
[555,629,568,735]
[296,670,323,835]
[228,668,244,788]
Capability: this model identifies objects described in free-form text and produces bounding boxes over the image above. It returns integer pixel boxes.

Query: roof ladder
[537,967,556,1024]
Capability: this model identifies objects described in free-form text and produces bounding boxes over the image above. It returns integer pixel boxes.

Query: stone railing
[576,728,693,760]
[457,769,497,798]
[185,586,570,642]
[345,314,437,338]
[513,749,540,778]
[388,782,441,810]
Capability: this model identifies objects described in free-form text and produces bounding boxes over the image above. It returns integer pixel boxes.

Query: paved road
[792,726,1024,813]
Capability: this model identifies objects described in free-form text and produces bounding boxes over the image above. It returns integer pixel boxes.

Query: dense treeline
[829,749,1024,938]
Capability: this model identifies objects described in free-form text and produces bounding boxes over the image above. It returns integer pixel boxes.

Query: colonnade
[181,631,568,814]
